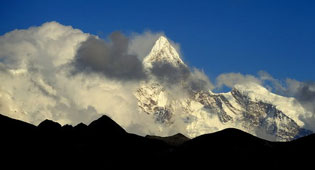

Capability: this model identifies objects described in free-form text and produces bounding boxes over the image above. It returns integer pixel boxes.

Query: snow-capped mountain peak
[143,36,185,69]
[136,37,312,141]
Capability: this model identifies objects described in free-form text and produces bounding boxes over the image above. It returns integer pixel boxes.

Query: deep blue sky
[1,0,315,82]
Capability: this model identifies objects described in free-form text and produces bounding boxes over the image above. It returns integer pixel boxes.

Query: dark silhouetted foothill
[38,119,62,129]
[88,115,126,135]
[75,122,88,129]
[0,113,36,130]
[146,133,190,146]
[0,113,314,169]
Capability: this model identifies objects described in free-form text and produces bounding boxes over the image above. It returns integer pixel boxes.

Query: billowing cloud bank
[0,22,314,136]
[0,22,192,136]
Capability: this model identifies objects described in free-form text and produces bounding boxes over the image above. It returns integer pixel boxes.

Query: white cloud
[0,22,143,126]
[216,72,262,89]
[0,22,178,136]
[189,68,215,90]
[0,22,90,124]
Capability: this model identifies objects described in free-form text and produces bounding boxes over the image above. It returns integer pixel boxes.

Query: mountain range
[135,36,313,141]
[1,113,314,168]
[1,32,314,168]
[0,31,312,142]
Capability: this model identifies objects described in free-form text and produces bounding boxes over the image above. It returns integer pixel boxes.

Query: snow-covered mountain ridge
[135,36,312,141]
